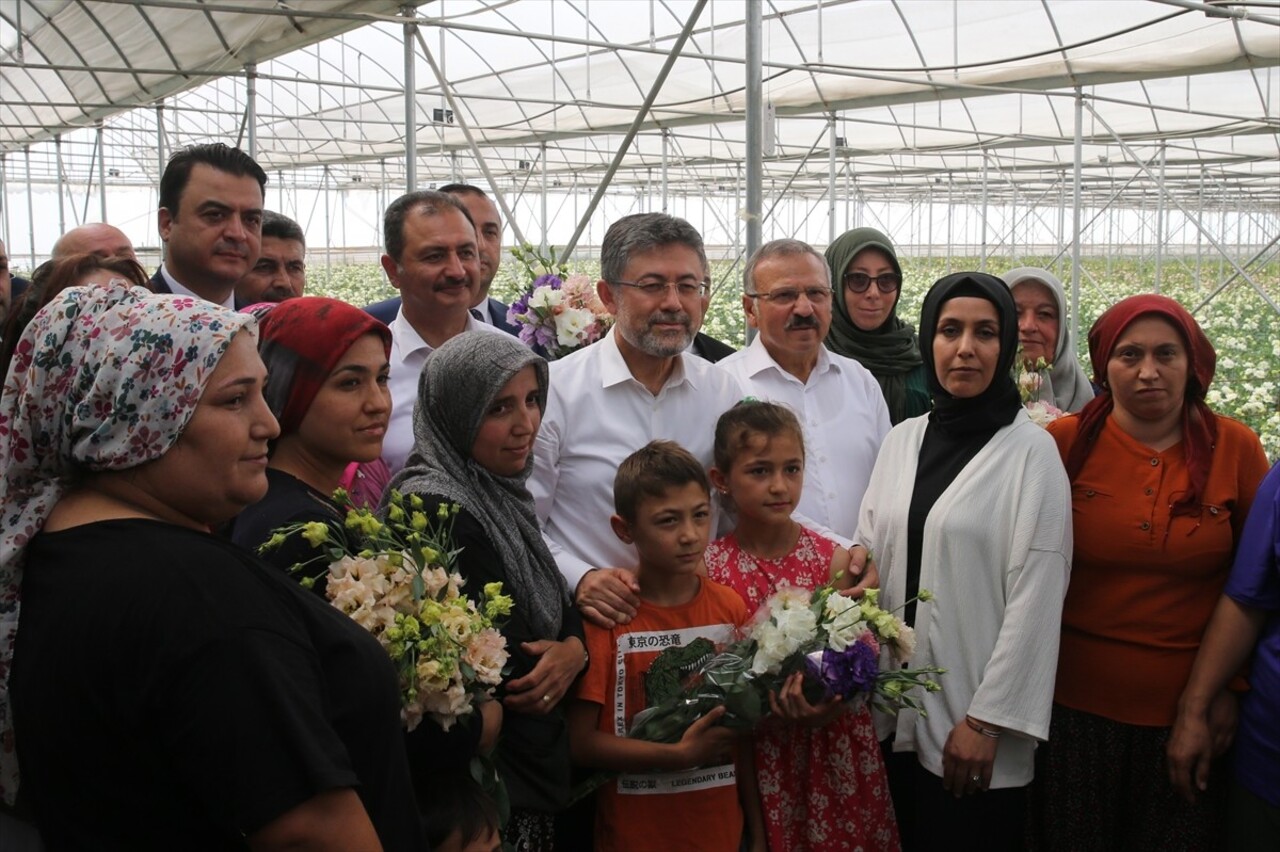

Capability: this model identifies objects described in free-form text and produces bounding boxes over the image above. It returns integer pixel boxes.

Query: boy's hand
[477,698,503,753]
[505,637,588,715]
[676,706,735,767]
[576,568,641,628]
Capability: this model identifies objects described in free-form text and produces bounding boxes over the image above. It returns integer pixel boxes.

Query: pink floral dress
[705,528,901,852]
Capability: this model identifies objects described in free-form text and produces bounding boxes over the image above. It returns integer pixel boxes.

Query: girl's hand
[768,672,845,728]
[941,717,999,796]
[504,637,588,715]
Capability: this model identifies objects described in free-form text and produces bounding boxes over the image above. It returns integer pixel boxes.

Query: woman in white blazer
[856,272,1072,852]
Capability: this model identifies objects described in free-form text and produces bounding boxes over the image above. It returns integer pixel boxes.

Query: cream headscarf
[1001,267,1095,413]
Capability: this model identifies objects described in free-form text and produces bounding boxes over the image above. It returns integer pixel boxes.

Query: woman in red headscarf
[225,296,393,574]
[1030,294,1269,849]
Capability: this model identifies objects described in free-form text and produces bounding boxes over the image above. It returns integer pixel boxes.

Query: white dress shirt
[384,308,508,474]
[159,264,235,309]
[717,337,891,540]
[529,328,747,590]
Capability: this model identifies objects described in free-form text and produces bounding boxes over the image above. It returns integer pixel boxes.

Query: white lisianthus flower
[555,306,595,347]
[528,285,564,310]
[891,623,917,663]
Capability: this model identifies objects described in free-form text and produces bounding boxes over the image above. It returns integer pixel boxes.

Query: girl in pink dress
[705,401,900,852]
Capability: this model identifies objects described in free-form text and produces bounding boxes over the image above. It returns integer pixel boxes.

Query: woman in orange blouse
[1030,294,1269,849]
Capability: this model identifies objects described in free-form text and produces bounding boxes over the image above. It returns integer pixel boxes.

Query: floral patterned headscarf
[0,282,253,804]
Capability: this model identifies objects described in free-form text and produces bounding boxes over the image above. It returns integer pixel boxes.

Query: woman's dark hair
[713,399,806,473]
[418,772,500,850]
[0,253,149,381]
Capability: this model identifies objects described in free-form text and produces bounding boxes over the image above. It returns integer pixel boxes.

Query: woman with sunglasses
[825,228,930,424]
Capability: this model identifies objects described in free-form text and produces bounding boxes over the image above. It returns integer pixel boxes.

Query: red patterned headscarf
[1066,294,1217,516]
[255,297,391,436]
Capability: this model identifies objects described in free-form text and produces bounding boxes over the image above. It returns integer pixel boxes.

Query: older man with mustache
[717,239,891,542]
[150,143,266,309]
[529,213,746,629]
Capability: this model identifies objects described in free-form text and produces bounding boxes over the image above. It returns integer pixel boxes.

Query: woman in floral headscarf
[0,284,423,850]
[1031,294,1269,850]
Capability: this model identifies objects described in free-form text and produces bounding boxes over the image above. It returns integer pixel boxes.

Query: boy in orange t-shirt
[568,440,757,852]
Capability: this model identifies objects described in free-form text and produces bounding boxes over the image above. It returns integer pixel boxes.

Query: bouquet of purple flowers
[628,585,944,744]
[506,272,612,358]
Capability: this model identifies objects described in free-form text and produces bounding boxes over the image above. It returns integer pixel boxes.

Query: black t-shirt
[11,519,424,851]
[225,467,338,579]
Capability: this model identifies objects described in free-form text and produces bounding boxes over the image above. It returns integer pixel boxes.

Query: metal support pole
[540,142,549,252]
[24,148,35,268]
[323,165,332,274]
[245,62,257,160]
[156,104,166,265]
[556,0,708,262]
[1071,89,1084,350]
[1155,145,1166,293]
[55,135,66,233]
[1195,168,1205,288]
[413,30,529,248]
[827,115,837,245]
[402,6,418,191]
[745,0,763,291]
[661,129,670,214]
[95,122,106,223]
[0,155,7,246]
[979,155,989,271]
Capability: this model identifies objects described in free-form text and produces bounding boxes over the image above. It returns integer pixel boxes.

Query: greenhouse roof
[0,0,1276,206]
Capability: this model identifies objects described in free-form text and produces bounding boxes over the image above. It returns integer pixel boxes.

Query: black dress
[11,519,424,852]
[225,467,338,576]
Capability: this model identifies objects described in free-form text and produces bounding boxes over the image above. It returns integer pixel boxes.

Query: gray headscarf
[1000,267,1096,413]
[385,333,569,637]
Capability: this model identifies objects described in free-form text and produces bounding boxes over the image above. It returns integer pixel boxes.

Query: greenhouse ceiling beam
[1192,234,1280,315]
[1085,103,1279,314]
[89,0,412,26]
[556,0,709,263]
[1150,0,1280,27]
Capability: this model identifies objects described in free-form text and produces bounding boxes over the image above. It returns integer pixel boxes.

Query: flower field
[310,253,1278,460]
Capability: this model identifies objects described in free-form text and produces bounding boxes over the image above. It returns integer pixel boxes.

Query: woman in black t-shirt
[0,283,423,851]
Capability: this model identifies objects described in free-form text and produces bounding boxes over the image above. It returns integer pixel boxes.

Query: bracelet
[965,716,1002,739]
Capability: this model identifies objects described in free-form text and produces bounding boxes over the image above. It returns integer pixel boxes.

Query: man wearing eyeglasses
[717,239,891,542]
[529,212,746,629]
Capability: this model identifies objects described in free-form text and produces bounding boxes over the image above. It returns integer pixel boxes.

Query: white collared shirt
[159,264,235,310]
[717,337,891,540]
[383,308,508,474]
[530,328,747,589]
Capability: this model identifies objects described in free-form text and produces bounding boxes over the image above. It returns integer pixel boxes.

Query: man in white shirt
[379,190,506,473]
[149,143,266,309]
[718,239,891,541]
[529,213,746,628]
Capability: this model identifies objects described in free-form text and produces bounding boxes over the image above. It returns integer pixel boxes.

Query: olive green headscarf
[824,227,929,423]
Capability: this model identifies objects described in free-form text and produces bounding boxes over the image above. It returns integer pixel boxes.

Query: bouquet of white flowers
[263,490,513,732]
[627,585,944,744]
[505,243,611,359]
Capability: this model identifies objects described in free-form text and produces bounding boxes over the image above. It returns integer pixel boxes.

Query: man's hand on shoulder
[575,567,641,629]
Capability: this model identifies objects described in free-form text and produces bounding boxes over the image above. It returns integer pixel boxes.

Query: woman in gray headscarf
[1000,267,1095,414]
[825,227,931,424]
[386,332,585,852]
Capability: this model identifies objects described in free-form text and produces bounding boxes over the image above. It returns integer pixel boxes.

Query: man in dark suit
[691,330,736,362]
[148,143,267,309]
[367,183,520,336]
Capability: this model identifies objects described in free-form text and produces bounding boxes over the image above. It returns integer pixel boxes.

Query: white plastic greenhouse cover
[0,1,1276,205]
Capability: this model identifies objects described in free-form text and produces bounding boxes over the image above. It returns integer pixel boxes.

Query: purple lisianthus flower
[533,273,564,290]
[531,322,558,353]
[807,641,878,699]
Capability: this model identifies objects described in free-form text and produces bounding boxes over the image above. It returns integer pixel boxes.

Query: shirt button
[1150,458,1160,466]
[1144,488,1153,496]
[1140,521,1151,530]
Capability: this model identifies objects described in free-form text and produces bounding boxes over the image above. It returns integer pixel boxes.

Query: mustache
[648,311,692,329]
[213,241,248,257]
[785,314,820,331]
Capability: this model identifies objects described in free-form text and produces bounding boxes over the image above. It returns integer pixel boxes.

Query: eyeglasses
[843,271,902,294]
[610,279,711,299]
[746,287,833,307]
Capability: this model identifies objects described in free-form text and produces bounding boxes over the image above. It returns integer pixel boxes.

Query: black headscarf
[918,271,1023,436]
[902,272,1024,626]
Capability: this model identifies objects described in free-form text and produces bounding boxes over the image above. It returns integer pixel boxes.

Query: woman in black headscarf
[854,272,1072,851]
[386,332,585,852]
[824,227,930,424]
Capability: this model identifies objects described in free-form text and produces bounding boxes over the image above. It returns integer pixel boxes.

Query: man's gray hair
[743,238,830,294]
[600,213,708,285]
